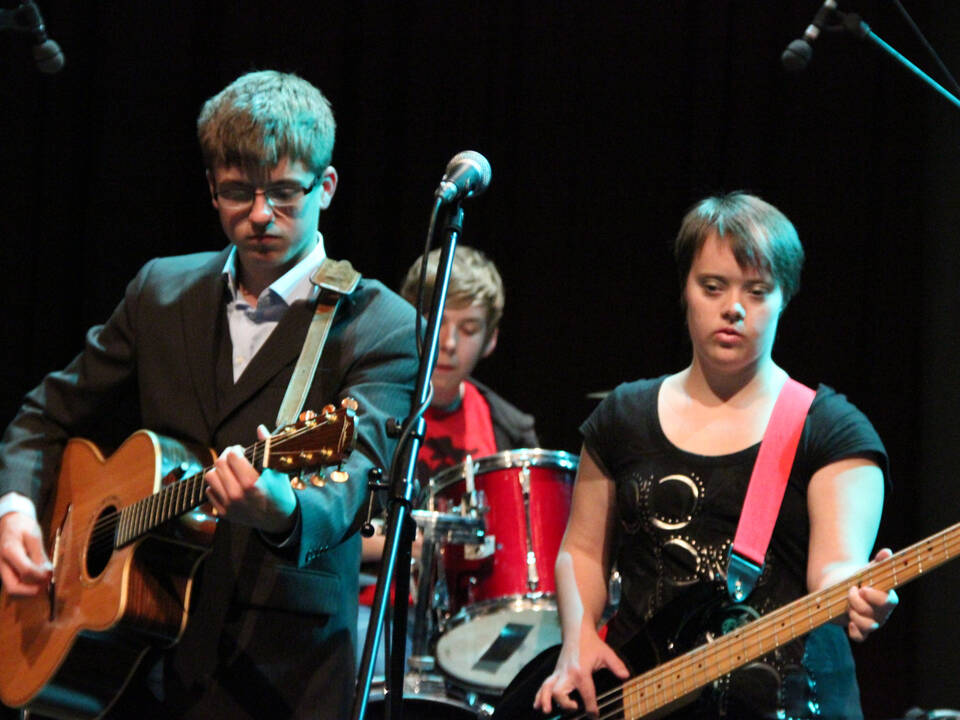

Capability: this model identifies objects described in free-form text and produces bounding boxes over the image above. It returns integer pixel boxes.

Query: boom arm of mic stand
[840,11,960,111]
[0,7,19,32]
[351,202,465,720]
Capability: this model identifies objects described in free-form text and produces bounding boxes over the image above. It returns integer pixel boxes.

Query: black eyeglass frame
[212,176,321,209]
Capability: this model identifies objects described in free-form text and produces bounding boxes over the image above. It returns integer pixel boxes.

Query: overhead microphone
[782,0,838,73]
[434,151,492,204]
[3,1,65,74]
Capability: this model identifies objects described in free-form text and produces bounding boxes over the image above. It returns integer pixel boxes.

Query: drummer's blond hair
[400,246,505,340]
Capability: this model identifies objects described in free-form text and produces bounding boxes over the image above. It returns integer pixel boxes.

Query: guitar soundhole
[86,505,118,578]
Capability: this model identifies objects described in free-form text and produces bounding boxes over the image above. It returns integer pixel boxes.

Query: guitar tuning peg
[321,404,338,423]
[341,397,359,412]
[330,470,349,484]
[309,472,326,488]
[290,474,307,491]
[299,410,317,423]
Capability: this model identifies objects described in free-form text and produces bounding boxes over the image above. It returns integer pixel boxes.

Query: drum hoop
[367,680,476,711]
[439,593,558,633]
[429,448,578,493]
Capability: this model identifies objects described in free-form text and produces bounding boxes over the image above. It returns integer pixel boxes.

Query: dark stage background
[2,1,959,717]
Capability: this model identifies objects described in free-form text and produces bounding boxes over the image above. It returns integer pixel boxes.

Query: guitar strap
[274,257,361,428]
[726,377,816,602]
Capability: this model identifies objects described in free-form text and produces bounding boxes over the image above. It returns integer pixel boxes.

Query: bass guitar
[0,401,357,719]
[495,522,960,719]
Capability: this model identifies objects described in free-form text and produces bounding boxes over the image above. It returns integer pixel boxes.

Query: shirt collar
[222,232,327,305]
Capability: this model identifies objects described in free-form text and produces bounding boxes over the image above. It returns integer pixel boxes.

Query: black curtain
[2,1,958,716]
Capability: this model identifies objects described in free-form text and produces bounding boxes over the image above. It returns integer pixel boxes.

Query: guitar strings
[81,422,328,554]
[83,438,267,553]
[584,527,960,720]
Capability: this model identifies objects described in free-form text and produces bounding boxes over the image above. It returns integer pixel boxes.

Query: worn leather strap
[275,258,361,428]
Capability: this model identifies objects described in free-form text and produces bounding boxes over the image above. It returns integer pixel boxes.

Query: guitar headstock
[264,398,358,475]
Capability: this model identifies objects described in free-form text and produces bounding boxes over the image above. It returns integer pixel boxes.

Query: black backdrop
[2,1,959,716]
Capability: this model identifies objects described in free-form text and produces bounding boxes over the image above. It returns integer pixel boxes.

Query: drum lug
[520,463,540,592]
[466,575,479,606]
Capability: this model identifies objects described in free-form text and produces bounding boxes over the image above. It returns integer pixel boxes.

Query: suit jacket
[0,248,419,719]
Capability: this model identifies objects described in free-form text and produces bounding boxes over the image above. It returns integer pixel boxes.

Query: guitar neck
[619,522,960,719]
[113,442,266,547]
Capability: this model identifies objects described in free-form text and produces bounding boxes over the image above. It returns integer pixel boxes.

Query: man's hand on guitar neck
[204,425,299,536]
[0,510,52,596]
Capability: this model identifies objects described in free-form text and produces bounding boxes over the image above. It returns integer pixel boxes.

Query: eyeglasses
[213,176,319,211]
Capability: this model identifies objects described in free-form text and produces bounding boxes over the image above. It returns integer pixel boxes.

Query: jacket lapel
[215,296,317,429]
[180,249,232,436]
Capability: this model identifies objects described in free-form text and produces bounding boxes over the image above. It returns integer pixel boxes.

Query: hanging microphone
[4,1,65,74]
[434,151,492,203]
[782,0,837,73]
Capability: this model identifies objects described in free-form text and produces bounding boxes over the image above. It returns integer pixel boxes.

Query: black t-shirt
[581,376,888,720]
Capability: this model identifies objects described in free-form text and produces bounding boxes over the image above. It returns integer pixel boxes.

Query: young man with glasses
[0,71,418,719]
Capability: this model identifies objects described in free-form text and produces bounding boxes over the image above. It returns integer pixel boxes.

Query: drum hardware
[518,463,540,592]
[363,676,480,720]
[410,504,486,546]
[359,466,390,539]
[427,449,578,694]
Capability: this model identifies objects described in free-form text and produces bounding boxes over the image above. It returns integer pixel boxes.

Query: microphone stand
[0,4,28,34]
[351,200,464,720]
[835,10,960,111]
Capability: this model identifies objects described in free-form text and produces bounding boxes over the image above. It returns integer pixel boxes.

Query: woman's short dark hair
[674,191,805,304]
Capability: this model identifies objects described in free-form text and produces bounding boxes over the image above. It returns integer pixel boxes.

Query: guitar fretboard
[613,522,960,719]
[113,443,266,547]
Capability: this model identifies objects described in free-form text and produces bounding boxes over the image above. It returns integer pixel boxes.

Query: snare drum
[428,449,577,693]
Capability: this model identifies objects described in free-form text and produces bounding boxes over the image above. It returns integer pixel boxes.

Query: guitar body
[494,520,960,720]
[0,431,214,719]
[493,584,773,720]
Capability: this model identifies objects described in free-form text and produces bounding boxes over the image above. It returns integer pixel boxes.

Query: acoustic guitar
[0,402,357,719]
[495,521,960,719]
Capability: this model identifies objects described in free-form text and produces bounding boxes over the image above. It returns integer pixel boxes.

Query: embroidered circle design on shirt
[648,473,703,531]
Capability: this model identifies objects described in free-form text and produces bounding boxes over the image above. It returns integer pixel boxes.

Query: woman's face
[683,232,784,375]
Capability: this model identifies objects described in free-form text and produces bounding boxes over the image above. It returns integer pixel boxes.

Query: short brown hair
[197,70,335,175]
[674,191,805,304]
[400,246,505,337]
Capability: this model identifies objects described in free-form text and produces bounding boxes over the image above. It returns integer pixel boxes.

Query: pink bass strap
[726,378,816,602]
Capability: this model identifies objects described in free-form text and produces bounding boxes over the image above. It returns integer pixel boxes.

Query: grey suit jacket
[0,248,419,718]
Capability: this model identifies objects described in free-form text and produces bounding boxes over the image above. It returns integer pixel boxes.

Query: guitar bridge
[48,503,71,621]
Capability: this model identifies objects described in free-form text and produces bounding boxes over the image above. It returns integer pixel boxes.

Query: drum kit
[365,448,578,719]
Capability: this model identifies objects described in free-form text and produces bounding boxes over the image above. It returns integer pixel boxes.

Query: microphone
[434,151,492,203]
[782,0,837,73]
[8,1,65,74]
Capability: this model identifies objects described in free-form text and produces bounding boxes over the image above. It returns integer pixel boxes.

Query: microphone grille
[450,150,492,191]
[781,39,813,73]
[33,40,65,74]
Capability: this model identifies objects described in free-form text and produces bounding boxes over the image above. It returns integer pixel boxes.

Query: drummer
[358,245,539,668]
[401,245,539,477]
